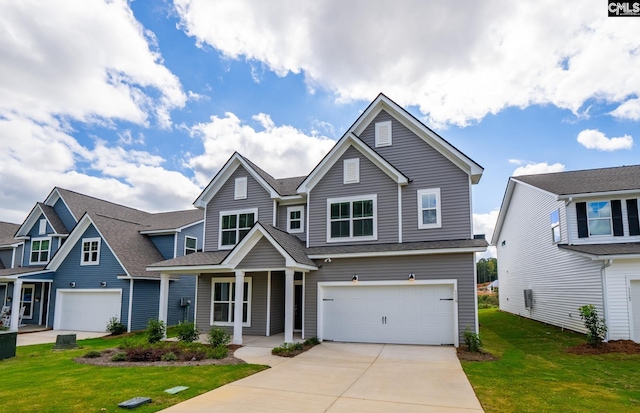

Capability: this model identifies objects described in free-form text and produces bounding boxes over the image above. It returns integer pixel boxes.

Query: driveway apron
[160,342,484,412]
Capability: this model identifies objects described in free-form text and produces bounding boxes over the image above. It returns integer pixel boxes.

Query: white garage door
[631,280,640,343]
[56,290,121,332]
[321,283,456,345]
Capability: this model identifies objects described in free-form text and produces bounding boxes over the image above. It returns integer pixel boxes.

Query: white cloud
[174,0,640,126]
[508,159,524,165]
[473,210,499,260]
[610,98,640,121]
[513,162,565,176]
[577,129,633,151]
[186,112,336,187]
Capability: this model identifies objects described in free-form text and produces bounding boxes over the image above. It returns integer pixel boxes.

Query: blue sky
[1,1,639,258]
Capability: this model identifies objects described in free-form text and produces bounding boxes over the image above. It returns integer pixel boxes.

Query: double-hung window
[287,206,304,233]
[587,201,612,236]
[219,209,257,249]
[210,278,251,326]
[327,195,377,242]
[30,238,51,264]
[417,188,442,229]
[81,238,100,265]
[185,236,197,255]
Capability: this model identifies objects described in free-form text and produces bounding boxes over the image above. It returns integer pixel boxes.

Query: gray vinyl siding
[0,250,12,269]
[270,271,285,334]
[496,183,603,334]
[168,276,196,325]
[604,259,640,340]
[239,238,286,268]
[359,110,472,241]
[131,280,159,331]
[177,222,204,256]
[48,224,130,329]
[149,235,175,260]
[276,204,306,241]
[53,198,76,232]
[204,166,273,252]
[309,146,399,247]
[196,272,268,336]
[304,253,476,341]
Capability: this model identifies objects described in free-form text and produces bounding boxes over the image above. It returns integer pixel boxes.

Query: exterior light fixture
[408,273,416,281]
[69,282,76,288]
[100,281,107,287]
[352,274,358,282]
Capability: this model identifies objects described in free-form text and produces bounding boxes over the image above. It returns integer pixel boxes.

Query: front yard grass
[463,308,640,412]
[0,335,266,412]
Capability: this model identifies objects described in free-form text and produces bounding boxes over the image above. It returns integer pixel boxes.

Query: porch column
[284,269,294,343]
[10,279,22,332]
[158,273,170,338]
[233,270,245,345]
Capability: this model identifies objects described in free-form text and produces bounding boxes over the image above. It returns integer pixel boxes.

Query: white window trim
[287,206,305,234]
[21,284,35,320]
[375,120,392,147]
[184,236,197,255]
[80,237,101,266]
[587,201,613,237]
[551,209,561,244]
[326,194,378,243]
[234,177,248,200]
[218,208,258,250]
[38,219,47,235]
[417,188,442,229]
[343,158,360,184]
[29,237,51,265]
[210,277,252,327]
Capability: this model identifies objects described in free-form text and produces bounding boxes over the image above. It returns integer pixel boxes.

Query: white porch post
[284,269,294,343]
[10,279,22,332]
[233,270,245,345]
[158,273,170,337]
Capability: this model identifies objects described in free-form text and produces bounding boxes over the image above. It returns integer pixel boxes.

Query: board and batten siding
[308,146,399,247]
[604,259,640,340]
[496,183,603,333]
[304,253,476,341]
[276,204,306,241]
[567,196,640,245]
[359,110,472,242]
[204,166,273,252]
[239,238,286,268]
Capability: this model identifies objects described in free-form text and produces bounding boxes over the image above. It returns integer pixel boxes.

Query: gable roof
[38,203,68,234]
[139,209,204,234]
[15,202,68,238]
[50,187,150,224]
[348,93,484,184]
[0,221,20,246]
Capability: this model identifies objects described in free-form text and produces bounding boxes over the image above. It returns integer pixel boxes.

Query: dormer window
[375,121,392,147]
[235,177,247,200]
[30,238,51,264]
[343,158,360,184]
[39,219,47,235]
[287,206,305,234]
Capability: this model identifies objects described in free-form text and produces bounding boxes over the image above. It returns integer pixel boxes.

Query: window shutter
[611,200,623,236]
[39,219,47,235]
[375,121,392,147]
[343,158,359,184]
[576,202,588,238]
[234,177,247,200]
[627,199,640,236]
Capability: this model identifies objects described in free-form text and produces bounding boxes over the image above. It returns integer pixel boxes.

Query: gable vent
[343,158,360,184]
[375,121,392,147]
[235,177,247,200]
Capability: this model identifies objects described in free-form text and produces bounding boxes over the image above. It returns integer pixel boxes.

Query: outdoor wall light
[352,274,358,282]
[324,257,332,263]
[100,281,107,287]
[69,282,76,288]
[6,296,11,302]
[408,273,416,281]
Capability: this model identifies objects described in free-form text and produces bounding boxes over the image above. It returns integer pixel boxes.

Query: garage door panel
[631,280,640,343]
[57,290,121,332]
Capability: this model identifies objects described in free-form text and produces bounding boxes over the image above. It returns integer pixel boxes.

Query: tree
[476,258,498,283]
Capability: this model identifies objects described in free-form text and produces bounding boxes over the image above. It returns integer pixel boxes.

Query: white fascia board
[138,229,178,235]
[350,95,484,184]
[44,188,78,222]
[15,204,45,237]
[557,189,640,201]
[308,246,487,260]
[194,154,279,208]
[490,179,517,245]
[297,133,408,194]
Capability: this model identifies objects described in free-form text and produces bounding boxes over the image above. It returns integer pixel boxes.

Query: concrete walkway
[17,330,109,346]
[161,342,484,413]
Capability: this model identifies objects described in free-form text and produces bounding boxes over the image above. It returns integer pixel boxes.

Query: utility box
[524,289,533,309]
[0,331,17,360]
[180,297,191,307]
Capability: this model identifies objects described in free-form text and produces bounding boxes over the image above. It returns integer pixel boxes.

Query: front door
[294,284,303,331]
[21,284,35,320]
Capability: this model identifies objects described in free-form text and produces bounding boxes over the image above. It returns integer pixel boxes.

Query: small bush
[207,327,230,347]
[175,321,199,343]
[111,352,127,362]
[83,350,102,358]
[304,336,320,346]
[106,317,127,335]
[477,294,499,309]
[147,319,166,344]
[125,346,165,362]
[161,352,178,362]
[210,344,229,359]
[272,342,304,356]
[464,329,483,353]
[579,304,607,347]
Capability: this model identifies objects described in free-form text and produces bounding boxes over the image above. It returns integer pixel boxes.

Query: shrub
[304,336,320,346]
[111,352,127,362]
[463,329,483,353]
[83,350,102,358]
[578,304,607,347]
[146,319,166,344]
[207,327,230,347]
[162,352,178,362]
[477,294,499,309]
[125,346,165,362]
[210,345,229,359]
[106,317,126,335]
[272,342,303,356]
[175,321,199,343]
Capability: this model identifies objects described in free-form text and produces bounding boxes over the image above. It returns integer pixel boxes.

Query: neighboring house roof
[306,238,489,258]
[0,266,48,279]
[558,243,640,259]
[38,203,68,234]
[0,221,20,246]
[140,209,204,233]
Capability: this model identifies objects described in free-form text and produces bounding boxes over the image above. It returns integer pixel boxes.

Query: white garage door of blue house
[319,282,456,345]
[54,289,121,332]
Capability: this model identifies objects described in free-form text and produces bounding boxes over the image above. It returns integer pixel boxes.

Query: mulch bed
[566,340,640,355]
[75,346,246,367]
[456,347,498,361]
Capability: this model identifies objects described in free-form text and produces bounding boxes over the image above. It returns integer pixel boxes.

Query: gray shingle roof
[241,155,306,196]
[261,224,316,267]
[148,251,230,268]
[514,165,640,196]
[38,203,68,234]
[56,187,150,224]
[0,221,20,246]
[305,238,488,255]
[141,209,203,232]
[559,243,640,257]
[0,266,48,277]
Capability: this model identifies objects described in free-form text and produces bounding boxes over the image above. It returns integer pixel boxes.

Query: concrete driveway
[17,330,109,346]
[160,342,484,413]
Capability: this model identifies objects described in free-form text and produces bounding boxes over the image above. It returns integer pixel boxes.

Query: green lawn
[0,335,267,412]
[463,308,640,413]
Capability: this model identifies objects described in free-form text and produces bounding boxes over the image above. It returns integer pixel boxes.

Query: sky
[1,0,639,259]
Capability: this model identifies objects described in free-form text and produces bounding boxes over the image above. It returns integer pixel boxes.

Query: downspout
[601,259,612,341]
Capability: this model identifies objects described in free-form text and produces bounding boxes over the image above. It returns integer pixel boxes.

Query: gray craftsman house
[149,94,487,346]
[493,165,640,342]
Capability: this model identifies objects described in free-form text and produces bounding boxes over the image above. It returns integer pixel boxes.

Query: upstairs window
[327,195,377,242]
[185,236,197,255]
[234,177,247,200]
[38,219,47,235]
[219,209,257,249]
[375,121,392,147]
[417,188,442,229]
[81,238,100,265]
[343,158,360,184]
[30,238,50,264]
[287,206,305,234]
[550,210,561,243]
[587,201,612,236]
